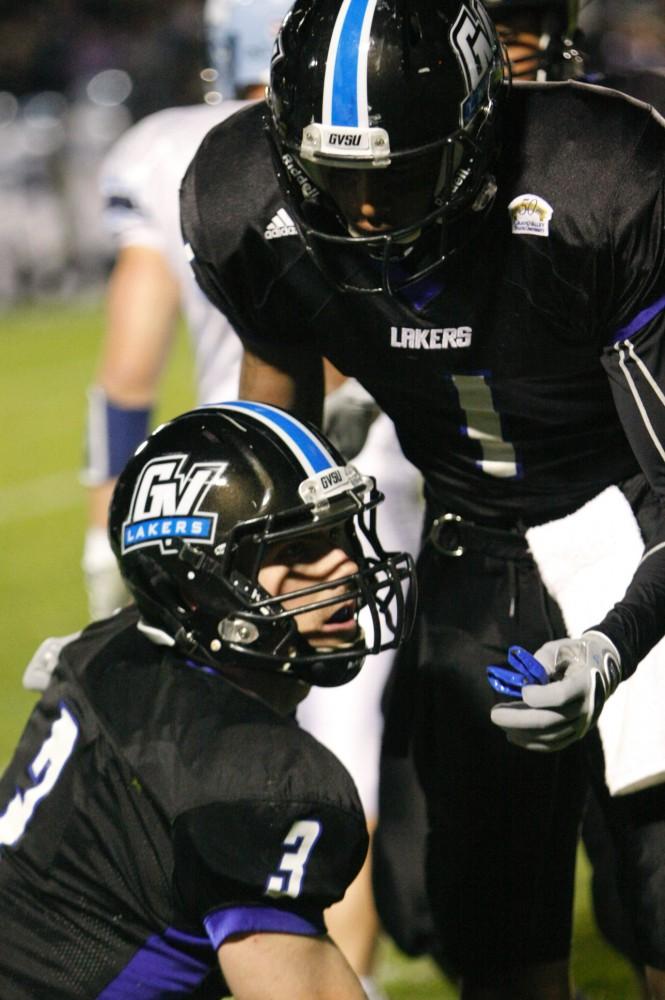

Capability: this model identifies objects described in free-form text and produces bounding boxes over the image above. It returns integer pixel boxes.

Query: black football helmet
[109,401,415,687]
[267,0,506,293]
[482,1,585,80]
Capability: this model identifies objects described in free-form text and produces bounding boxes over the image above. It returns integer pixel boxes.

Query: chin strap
[136,620,176,647]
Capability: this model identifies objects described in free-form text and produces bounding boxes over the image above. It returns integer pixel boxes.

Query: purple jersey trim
[185,657,220,677]
[612,292,665,344]
[97,926,215,998]
[399,274,444,312]
[204,905,324,949]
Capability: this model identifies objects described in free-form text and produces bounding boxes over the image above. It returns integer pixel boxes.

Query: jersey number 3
[265,820,322,899]
[0,704,79,847]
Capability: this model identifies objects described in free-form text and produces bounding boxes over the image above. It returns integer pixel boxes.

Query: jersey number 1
[451,373,519,478]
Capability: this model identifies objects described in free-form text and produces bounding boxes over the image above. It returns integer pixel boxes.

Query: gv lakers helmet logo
[122,455,228,553]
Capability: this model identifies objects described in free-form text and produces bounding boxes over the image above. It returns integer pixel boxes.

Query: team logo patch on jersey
[264,208,297,240]
[121,455,228,553]
[390,326,472,350]
[509,194,554,238]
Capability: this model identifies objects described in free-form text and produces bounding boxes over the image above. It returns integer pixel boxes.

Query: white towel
[526,485,665,796]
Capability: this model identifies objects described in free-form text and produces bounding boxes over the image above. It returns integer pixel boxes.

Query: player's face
[306,144,461,236]
[258,526,361,648]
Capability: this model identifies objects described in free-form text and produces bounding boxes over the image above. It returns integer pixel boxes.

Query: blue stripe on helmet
[218,401,335,474]
[330,0,372,126]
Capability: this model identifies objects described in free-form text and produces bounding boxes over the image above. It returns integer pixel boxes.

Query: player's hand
[489,631,622,752]
[323,379,380,460]
[82,526,130,620]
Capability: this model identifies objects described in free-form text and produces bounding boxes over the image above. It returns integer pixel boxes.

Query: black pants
[378,493,665,978]
[583,730,665,970]
[381,514,587,981]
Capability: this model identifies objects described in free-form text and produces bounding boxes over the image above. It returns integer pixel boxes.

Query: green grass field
[0,299,644,998]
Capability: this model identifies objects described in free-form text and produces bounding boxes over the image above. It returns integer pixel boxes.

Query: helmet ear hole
[134,553,191,620]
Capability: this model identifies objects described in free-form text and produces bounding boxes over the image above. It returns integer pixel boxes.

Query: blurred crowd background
[0,0,664,311]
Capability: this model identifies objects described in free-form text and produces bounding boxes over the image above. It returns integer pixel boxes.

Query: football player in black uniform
[180,0,665,996]
[372,0,589,972]
[0,402,415,1000]
[487,4,665,996]
[373,1,665,994]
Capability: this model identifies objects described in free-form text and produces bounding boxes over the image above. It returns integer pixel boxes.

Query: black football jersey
[0,609,367,999]
[180,80,665,675]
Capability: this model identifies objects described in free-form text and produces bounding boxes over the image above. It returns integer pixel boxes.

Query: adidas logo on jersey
[264,209,297,240]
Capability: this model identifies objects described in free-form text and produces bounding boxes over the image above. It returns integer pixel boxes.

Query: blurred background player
[80,1,422,995]
[80,0,277,617]
[0,0,208,309]
[485,0,586,80]
[486,0,665,104]
[0,401,415,1000]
